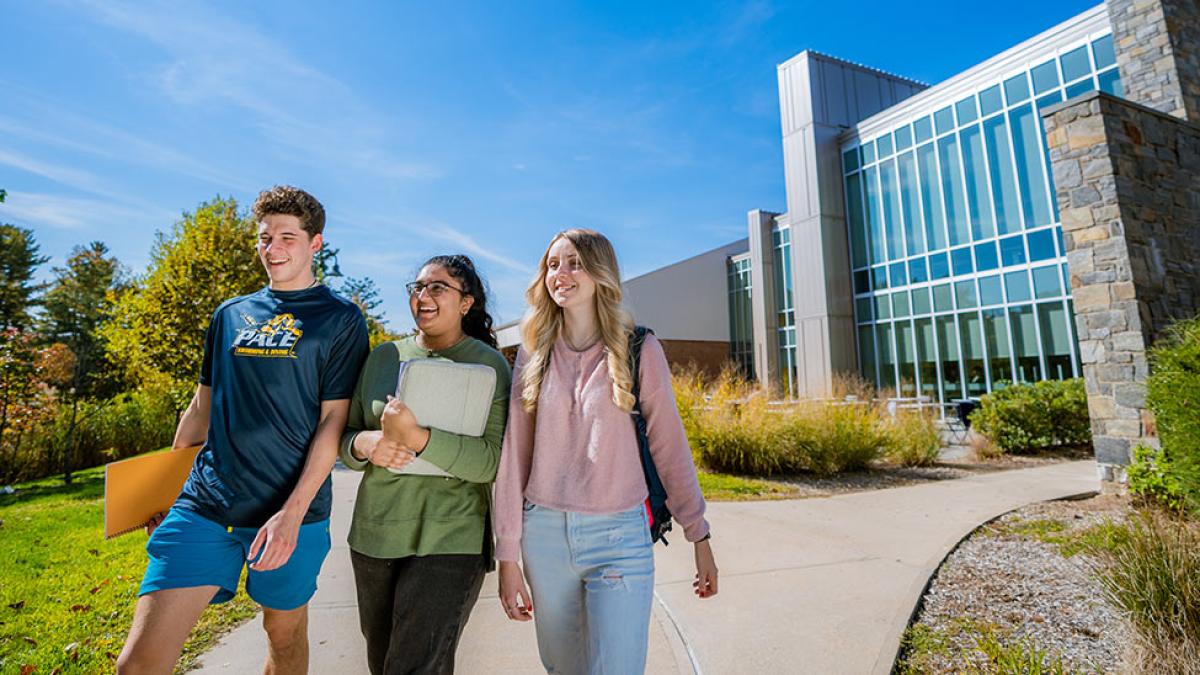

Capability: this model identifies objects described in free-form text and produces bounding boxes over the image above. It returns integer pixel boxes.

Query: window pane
[955,280,978,308]
[846,172,869,268]
[915,144,946,252]
[877,134,894,157]
[897,321,917,397]
[1092,34,1116,70]
[979,275,1004,306]
[843,147,860,172]
[1031,60,1060,94]
[1061,45,1091,83]
[914,116,933,143]
[955,96,978,125]
[854,269,871,293]
[864,166,886,265]
[895,125,913,151]
[983,114,1021,235]
[856,297,873,321]
[915,318,939,401]
[1036,91,1064,110]
[1098,69,1124,97]
[862,140,876,164]
[929,252,951,279]
[933,283,954,312]
[951,247,974,276]
[975,241,1000,271]
[880,159,905,260]
[1027,229,1056,261]
[1009,305,1042,382]
[1005,270,1032,302]
[873,265,889,290]
[1038,302,1073,380]
[910,257,930,284]
[1009,104,1054,228]
[1003,73,1030,105]
[979,85,1004,116]
[875,295,891,319]
[959,311,987,395]
[983,308,1013,385]
[912,286,932,315]
[999,235,1026,266]
[936,315,963,400]
[938,134,971,246]
[960,124,996,240]
[898,152,925,255]
[893,291,911,318]
[878,322,897,392]
[1065,78,1095,99]
[890,262,906,288]
[858,325,878,386]
[1032,265,1062,298]
[934,106,955,135]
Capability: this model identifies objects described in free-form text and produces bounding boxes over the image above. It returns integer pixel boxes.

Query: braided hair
[421,254,498,349]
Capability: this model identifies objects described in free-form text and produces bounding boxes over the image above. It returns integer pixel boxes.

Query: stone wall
[1043,90,1200,479]
[1108,0,1200,122]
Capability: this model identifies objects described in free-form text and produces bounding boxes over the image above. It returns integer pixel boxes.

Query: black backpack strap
[629,326,673,545]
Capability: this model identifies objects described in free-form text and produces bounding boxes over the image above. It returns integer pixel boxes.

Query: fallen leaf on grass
[69,604,92,612]
[20,665,35,675]
[89,579,111,594]
[87,549,99,556]
[8,600,25,610]
[22,636,37,646]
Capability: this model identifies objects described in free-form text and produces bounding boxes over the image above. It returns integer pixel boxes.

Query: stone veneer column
[1108,0,1200,122]
[1043,91,1200,482]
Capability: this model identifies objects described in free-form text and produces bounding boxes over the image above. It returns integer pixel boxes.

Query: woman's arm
[493,349,535,562]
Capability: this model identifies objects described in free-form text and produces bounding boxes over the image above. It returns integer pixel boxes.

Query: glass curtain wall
[843,34,1120,406]
[773,227,797,398]
[726,256,755,379]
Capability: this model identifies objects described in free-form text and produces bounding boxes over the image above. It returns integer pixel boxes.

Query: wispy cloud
[1,191,174,232]
[68,0,442,182]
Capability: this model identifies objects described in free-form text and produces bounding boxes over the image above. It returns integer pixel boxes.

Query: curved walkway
[196,460,1097,674]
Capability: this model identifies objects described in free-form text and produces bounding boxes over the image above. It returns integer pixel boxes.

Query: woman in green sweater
[338,254,511,675]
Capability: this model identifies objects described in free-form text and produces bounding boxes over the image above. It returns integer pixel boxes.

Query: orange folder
[104,446,201,539]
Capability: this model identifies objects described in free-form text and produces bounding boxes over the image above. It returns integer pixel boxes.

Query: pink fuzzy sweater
[493,333,710,562]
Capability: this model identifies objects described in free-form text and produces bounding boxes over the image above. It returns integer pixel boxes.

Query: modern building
[499,0,1200,481]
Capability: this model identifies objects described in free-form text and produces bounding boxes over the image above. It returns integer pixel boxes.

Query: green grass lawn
[697,471,799,501]
[0,466,257,674]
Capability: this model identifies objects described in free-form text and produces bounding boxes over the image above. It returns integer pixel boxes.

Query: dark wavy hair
[421,254,497,349]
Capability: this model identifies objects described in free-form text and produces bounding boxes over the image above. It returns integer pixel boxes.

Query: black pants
[350,550,487,675]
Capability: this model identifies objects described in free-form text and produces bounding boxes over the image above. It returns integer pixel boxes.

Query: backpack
[629,326,673,545]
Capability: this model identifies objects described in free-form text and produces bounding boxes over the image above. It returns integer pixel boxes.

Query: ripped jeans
[521,501,655,675]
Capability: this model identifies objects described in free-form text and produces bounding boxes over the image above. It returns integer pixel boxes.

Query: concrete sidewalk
[195,460,1097,675]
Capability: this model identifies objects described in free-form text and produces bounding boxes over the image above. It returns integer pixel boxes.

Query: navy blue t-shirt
[176,285,369,527]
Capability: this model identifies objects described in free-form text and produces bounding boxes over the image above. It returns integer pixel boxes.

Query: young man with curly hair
[117,186,369,675]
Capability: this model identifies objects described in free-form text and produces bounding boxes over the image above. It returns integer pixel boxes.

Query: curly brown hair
[251,185,326,237]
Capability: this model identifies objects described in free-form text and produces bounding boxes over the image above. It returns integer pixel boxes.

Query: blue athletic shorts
[139,507,331,611]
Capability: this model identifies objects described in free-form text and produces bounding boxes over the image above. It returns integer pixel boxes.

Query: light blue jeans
[521,502,656,675]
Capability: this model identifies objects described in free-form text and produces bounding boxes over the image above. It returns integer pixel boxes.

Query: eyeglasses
[405,281,465,298]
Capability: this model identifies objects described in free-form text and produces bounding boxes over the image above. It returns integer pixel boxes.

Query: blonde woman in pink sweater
[494,228,718,674]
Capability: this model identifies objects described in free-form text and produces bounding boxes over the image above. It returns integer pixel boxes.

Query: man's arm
[173,384,211,449]
[247,398,350,571]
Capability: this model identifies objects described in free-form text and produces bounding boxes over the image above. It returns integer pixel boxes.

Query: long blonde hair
[520,229,635,413]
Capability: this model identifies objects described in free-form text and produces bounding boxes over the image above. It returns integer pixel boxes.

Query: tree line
[0,196,396,485]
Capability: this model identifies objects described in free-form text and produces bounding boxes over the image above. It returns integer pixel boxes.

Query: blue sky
[1,0,1099,331]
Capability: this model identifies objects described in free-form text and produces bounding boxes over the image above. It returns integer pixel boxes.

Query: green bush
[1145,316,1200,514]
[884,411,942,467]
[1128,444,1185,512]
[1090,513,1200,674]
[968,379,1091,454]
[0,381,178,484]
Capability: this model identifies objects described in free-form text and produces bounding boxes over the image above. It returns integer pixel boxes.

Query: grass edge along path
[0,465,257,674]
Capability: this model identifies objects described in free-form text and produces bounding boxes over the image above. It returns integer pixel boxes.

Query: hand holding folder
[104,446,200,539]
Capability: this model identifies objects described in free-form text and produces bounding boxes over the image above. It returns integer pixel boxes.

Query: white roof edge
[844,4,1109,141]
[777,49,928,88]
[623,238,750,285]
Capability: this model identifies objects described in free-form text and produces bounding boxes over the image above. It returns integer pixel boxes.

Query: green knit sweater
[338,335,511,560]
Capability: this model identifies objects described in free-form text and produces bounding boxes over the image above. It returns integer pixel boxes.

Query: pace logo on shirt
[232,312,304,358]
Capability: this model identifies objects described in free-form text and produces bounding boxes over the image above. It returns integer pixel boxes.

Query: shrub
[1128,444,1185,512]
[884,410,941,467]
[1090,513,1200,674]
[968,379,1091,454]
[1145,316,1200,514]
